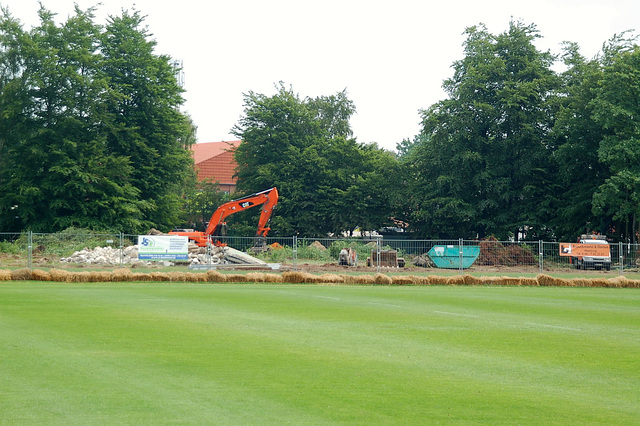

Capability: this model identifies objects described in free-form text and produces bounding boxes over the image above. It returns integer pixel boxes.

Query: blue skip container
[427,245,481,269]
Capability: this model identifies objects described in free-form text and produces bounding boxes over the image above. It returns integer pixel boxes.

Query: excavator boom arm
[169,187,278,247]
[204,187,279,238]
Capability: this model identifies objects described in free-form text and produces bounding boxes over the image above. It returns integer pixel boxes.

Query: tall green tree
[232,83,395,236]
[100,10,194,231]
[550,42,610,240]
[591,38,640,243]
[0,6,141,231]
[0,6,194,232]
[408,21,559,239]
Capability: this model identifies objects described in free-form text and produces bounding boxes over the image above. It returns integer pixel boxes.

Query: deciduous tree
[100,10,194,231]
[232,83,395,236]
[592,38,640,243]
[409,21,559,239]
[0,6,142,231]
[0,6,194,232]
[550,42,609,240]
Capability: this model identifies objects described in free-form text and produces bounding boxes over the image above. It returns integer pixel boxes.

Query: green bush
[255,240,333,263]
[0,240,21,254]
[297,240,332,261]
[256,245,294,263]
[255,239,406,264]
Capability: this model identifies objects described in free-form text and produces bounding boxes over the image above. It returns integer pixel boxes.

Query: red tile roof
[191,140,241,185]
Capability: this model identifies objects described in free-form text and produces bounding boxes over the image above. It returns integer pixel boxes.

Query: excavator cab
[210,223,228,247]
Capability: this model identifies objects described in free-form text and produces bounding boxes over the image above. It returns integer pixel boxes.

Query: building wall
[194,149,237,193]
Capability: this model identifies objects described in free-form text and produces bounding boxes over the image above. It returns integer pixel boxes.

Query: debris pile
[189,245,266,266]
[412,255,434,268]
[61,244,266,267]
[61,246,139,265]
[476,237,536,266]
[308,241,327,251]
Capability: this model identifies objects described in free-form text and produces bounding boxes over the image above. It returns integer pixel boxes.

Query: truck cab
[573,234,611,270]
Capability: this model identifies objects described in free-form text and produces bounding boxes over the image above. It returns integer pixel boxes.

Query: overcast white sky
[2,0,639,150]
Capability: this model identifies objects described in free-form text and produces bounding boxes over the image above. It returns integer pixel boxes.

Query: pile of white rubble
[189,245,266,266]
[61,244,266,267]
[61,246,139,265]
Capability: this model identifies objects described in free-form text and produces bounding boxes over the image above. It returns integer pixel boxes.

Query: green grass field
[1,282,639,425]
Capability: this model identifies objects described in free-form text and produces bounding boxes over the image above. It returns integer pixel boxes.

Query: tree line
[401,22,640,243]
[233,21,640,244]
[1,8,639,244]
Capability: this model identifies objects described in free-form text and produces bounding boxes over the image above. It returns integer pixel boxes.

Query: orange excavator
[169,187,278,247]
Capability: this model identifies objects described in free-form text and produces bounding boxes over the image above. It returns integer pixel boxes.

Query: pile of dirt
[476,237,537,266]
[308,241,327,250]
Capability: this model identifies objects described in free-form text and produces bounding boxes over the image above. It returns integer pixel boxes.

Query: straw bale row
[1,269,640,288]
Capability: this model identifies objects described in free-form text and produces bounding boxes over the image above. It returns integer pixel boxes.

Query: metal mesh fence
[1,231,639,274]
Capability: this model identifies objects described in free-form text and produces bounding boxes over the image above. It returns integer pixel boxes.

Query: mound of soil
[477,237,536,266]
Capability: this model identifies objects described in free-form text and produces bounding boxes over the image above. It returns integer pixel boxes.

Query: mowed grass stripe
[1,285,322,425]
[1,283,639,425]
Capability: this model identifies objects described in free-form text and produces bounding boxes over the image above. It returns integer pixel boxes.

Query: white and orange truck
[559,234,611,270]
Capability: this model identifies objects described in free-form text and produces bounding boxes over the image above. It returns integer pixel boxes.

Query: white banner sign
[137,235,189,260]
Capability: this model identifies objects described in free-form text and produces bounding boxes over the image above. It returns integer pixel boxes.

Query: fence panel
[0,232,26,268]
[2,231,639,273]
[619,242,639,269]
[30,232,127,269]
[225,236,299,265]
